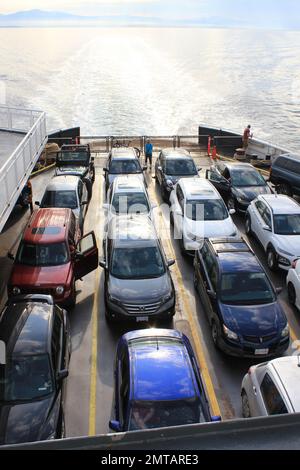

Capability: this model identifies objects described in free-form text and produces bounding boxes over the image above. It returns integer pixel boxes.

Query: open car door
[75,231,98,280]
[206,168,230,199]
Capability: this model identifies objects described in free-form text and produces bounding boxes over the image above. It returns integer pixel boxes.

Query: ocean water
[1,27,300,151]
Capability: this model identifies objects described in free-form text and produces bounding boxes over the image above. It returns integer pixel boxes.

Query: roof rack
[209,237,254,256]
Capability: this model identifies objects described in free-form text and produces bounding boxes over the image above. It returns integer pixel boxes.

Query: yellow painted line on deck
[88,177,102,436]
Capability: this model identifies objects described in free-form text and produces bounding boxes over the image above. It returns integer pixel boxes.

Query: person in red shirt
[243,125,252,149]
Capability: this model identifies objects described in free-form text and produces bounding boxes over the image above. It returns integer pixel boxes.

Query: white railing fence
[0,106,47,232]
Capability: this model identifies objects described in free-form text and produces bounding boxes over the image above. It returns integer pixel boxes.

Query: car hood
[0,397,54,445]
[233,185,271,202]
[56,166,88,177]
[165,174,199,184]
[108,272,172,302]
[10,262,72,287]
[219,301,286,336]
[275,235,300,256]
[184,217,237,239]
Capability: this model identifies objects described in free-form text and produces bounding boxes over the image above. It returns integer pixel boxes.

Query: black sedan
[0,295,71,445]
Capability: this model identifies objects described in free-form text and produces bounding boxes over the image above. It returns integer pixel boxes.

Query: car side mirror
[197,166,202,172]
[142,166,147,171]
[276,287,283,295]
[263,225,272,232]
[207,290,217,300]
[7,252,15,261]
[103,168,108,173]
[229,208,236,215]
[109,420,121,432]
[167,259,176,267]
[57,369,69,381]
[81,201,88,206]
[35,201,40,206]
[99,259,107,269]
[211,416,222,422]
[91,156,95,162]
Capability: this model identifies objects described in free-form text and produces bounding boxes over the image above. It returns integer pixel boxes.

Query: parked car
[246,194,300,271]
[103,147,147,193]
[100,215,175,323]
[109,329,220,432]
[241,356,300,418]
[0,295,71,444]
[206,161,272,212]
[55,144,95,199]
[286,259,300,310]
[36,175,89,233]
[104,175,154,221]
[155,148,200,202]
[193,237,289,358]
[169,177,238,255]
[268,153,300,197]
[8,208,98,308]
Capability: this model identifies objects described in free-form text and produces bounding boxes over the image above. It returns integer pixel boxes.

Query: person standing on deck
[243,125,253,149]
[145,139,153,169]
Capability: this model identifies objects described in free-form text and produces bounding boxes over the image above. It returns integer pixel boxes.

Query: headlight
[185,230,197,241]
[56,286,65,295]
[12,287,21,295]
[281,324,290,338]
[223,324,239,341]
[162,293,172,303]
[278,249,293,257]
[108,294,120,304]
[237,196,248,204]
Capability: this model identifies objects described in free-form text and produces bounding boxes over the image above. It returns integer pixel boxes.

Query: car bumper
[106,298,175,322]
[217,335,290,358]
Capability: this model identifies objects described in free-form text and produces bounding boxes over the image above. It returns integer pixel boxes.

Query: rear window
[260,373,288,415]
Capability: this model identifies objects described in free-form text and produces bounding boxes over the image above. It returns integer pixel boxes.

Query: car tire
[227,196,236,212]
[267,246,278,271]
[211,320,220,349]
[278,183,292,197]
[245,215,252,235]
[241,391,251,418]
[288,282,296,306]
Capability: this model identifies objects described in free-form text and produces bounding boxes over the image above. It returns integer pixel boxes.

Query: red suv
[8,208,98,307]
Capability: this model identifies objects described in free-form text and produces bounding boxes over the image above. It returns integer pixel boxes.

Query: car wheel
[245,215,252,235]
[211,320,220,348]
[241,391,251,418]
[278,183,292,197]
[227,196,236,211]
[288,282,296,306]
[267,246,278,271]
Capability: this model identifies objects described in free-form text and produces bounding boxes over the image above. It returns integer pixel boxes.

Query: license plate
[255,348,269,356]
[136,316,148,322]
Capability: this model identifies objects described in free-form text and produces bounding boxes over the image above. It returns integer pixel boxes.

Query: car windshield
[230,170,267,187]
[112,193,150,215]
[0,355,53,402]
[57,151,88,165]
[17,242,69,266]
[274,214,300,235]
[109,159,141,174]
[165,159,197,176]
[220,272,275,305]
[128,399,205,431]
[41,190,78,209]
[110,246,165,279]
[185,199,228,221]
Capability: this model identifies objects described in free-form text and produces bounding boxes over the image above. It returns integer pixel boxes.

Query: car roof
[0,299,52,355]
[113,175,146,193]
[23,208,71,244]
[128,333,197,401]
[179,178,220,200]
[46,175,80,191]
[259,195,300,214]
[161,148,192,159]
[275,153,300,163]
[269,356,300,412]
[109,215,157,248]
[223,162,256,170]
[206,238,261,273]
[111,147,138,159]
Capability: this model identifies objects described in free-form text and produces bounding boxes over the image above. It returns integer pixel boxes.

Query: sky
[1,0,300,28]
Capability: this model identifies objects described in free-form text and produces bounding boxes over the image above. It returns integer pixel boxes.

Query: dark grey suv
[269,154,300,197]
[99,215,176,323]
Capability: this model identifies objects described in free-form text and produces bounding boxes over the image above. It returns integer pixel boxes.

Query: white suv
[245,194,300,271]
[241,356,300,418]
[169,177,238,254]
[104,175,154,221]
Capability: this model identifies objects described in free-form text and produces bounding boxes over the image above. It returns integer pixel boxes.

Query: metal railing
[0,106,47,232]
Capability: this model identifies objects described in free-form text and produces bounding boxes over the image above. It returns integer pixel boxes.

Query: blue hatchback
[109,329,220,432]
[194,237,290,358]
